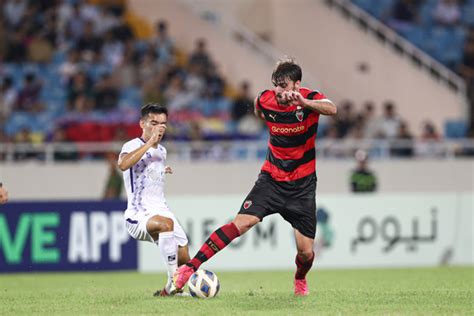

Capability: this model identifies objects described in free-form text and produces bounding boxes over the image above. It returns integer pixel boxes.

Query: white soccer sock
[156,231,178,292]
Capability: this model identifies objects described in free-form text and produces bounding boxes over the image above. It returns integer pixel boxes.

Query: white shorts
[124,208,188,246]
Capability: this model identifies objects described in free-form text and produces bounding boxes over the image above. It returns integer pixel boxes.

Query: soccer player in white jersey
[118,103,190,296]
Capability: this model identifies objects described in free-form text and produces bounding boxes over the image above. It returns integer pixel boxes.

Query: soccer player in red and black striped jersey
[173,58,337,296]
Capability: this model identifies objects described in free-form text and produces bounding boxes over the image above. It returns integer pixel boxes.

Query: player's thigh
[146,214,174,236]
[237,173,282,229]
[148,210,190,243]
[282,189,317,242]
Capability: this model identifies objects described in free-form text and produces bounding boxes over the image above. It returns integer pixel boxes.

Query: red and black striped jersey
[256,87,329,182]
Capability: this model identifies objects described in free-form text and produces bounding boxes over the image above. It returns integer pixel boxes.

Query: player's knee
[149,216,174,233]
[297,249,314,262]
[160,217,174,232]
[234,222,249,234]
[233,217,258,235]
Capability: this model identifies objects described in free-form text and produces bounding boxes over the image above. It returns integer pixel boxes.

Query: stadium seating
[351,0,470,69]
[445,120,468,138]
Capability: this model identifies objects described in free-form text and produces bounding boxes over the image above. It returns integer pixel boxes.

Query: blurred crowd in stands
[0,0,473,162]
[0,0,263,146]
[352,0,474,138]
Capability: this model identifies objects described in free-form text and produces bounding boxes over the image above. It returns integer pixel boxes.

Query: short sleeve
[120,140,140,156]
[307,90,329,101]
[162,146,167,160]
[255,90,270,111]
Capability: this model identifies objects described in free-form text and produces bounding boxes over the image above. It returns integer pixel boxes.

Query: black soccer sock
[187,222,241,271]
[295,251,315,280]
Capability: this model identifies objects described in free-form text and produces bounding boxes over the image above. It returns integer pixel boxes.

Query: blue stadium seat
[119,88,142,109]
[5,112,34,135]
[351,0,468,69]
[444,120,468,138]
[352,0,372,12]
[22,63,40,75]
[428,27,466,66]
[28,112,55,134]
[45,100,66,116]
[52,51,66,65]
[402,28,427,49]
[11,66,24,88]
[451,27,467,47]
[87,64,113,81]
[366,0,394,18]
[375,0,395,17]
[419,2,436,27]
[461,5,474,26]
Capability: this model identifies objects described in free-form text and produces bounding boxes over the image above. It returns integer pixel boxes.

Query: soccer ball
[187,269,220,298]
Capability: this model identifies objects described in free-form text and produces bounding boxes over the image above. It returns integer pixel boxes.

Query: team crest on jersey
[295,109,304,122]
[243,200,252,209]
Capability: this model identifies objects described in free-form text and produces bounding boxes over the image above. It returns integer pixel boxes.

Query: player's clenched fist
[282,91,303,105]
[147,128,162,145]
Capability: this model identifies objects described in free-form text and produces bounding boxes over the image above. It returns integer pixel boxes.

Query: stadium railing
[325,0,466,95]
[0,139,473,162]
[178,0,321,88]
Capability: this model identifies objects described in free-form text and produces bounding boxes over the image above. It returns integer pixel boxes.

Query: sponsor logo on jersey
[271,125,305,134]
[268,113,277,121]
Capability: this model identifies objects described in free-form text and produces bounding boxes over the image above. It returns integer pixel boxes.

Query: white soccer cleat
[166,278,178,295]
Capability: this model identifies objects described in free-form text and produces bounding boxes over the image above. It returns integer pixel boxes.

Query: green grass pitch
[1,267,472,315]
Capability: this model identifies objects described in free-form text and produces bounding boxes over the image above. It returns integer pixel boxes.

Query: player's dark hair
[140,103,168,119]
[271,57,302,87]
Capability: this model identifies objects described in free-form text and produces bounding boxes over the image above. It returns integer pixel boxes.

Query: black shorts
[238,172,317,239]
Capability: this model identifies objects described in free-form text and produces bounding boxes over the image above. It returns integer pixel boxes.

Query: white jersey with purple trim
[120,138,169,213]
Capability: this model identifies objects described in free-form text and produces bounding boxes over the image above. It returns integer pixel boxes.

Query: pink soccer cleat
[294,278,309,296]
[173,265,195,290]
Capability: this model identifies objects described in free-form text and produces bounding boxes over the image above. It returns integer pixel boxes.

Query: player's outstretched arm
[118,130,160,171]
[302,98,337,116]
